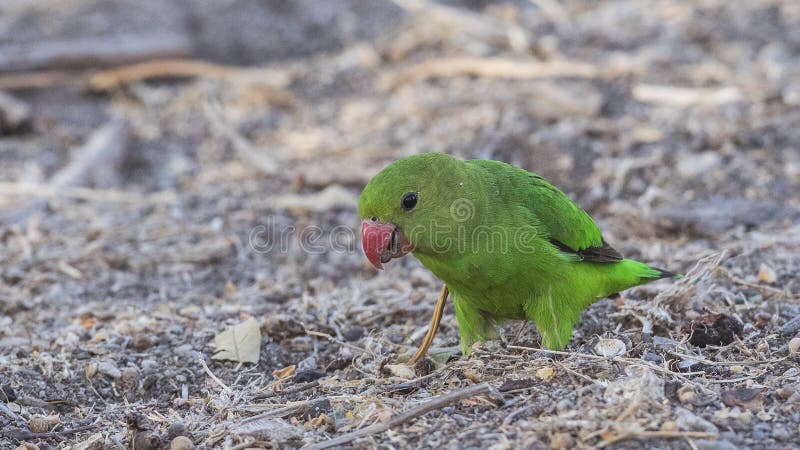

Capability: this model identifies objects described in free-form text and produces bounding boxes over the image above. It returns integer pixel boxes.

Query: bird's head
[358,152,473,269]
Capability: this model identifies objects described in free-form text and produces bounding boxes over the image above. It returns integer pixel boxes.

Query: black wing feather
[550,238,623,263]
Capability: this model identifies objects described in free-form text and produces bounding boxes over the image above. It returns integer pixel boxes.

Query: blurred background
[1,0,800,448]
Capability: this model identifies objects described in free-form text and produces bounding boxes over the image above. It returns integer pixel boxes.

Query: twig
[666,351,786,367]
[715,266,793,298]
[384,365,450,392]
[554,360,599,386]
[381,57,597,90]
[596,430,717,448]
[0,32,191,72]
[2,418,100,441]
[507,345,699,384]
[632,84,741,107]
[254,380,321,400]
[705,372,766,384]
[238,399,318,425]
[305,383,498,449]
[0,70,88,90]
[305,330,372,355]
[90,58,241,90]
[501,393,538,426]
[198,354,233,394]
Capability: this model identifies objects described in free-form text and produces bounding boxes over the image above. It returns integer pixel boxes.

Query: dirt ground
[1,0,800,449]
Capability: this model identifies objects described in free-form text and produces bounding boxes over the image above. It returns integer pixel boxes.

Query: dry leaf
[308,413,328,428]
[757,263,777,284]
[536,366,556,382]
[212,317,261,364]
[273,364,296,379]
[79,314,97,330]
[384,363,415,379]
[593,338,626,357]
[721,388,765,410]
[463,367,482,383]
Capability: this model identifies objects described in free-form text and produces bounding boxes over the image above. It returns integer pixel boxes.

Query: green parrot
[358,152,679,353]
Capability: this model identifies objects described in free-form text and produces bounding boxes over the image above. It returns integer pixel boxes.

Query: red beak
[361,220,413,270]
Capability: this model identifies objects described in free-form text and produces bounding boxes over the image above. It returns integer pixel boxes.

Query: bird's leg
[408,284,448,365]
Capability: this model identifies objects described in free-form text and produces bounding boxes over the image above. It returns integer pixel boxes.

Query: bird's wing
[525,173,623,263]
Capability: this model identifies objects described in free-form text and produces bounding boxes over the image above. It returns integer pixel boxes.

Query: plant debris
[682,314,744,348]
[212,317,262,364]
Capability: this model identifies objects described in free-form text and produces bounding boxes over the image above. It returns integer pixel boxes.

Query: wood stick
[89,58,243,91]
[632,84,741,107]
[0,70,88,90]
[305,383,496,449]
[238,399,319,426]
[0,33,192,72]
[596,430,717,448]
[408,284,448,364]
[381,57,597,90]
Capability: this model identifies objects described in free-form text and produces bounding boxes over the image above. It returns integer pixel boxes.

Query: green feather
[359,152,680,353]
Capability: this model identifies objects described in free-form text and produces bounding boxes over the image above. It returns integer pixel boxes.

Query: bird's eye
[401,192,418,211]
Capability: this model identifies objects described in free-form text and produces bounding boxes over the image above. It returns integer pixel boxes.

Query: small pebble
[97,361,121,379]
[0,384,17,402]
[132,431,162,450]
[132,333,152,351]
[788,337,800,354]
[166,422,190,441]
[641,352,664,363]
[413,358,436,377]
[28,414,59,433]
[752,423,771,440]
[694,440,738,450]
[342,327,364,342]
[772,424,791,441]
[775,387,794,400]
[14,444,40,450]
[549,432,573,449]
[660,420,678,432]
[409,267,435,287]
[140,359,159,374]
[677,384,697,405]
[169,436,194,450]
[293,369,326,383]
[120,367,139,388]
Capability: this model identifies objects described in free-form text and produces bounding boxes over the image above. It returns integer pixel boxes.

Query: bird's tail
[637,261,683,280]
